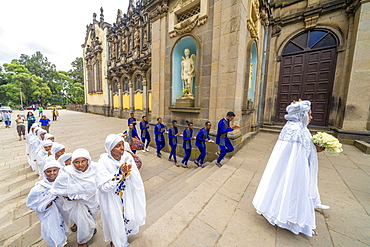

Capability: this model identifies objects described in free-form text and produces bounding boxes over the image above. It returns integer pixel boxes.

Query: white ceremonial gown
[26,176,69,246]
[50,156,98,244]
[253,110,319,237]
[96,135,146,247]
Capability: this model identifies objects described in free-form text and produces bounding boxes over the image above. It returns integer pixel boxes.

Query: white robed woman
[253,100,327,236]
[35,140,54,177]
[26,160,70,247]
[96,134,146,247]
[50,148,99,247]
[26,123,40,169]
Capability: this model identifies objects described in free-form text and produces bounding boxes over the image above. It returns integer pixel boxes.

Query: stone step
[145,164,206,203]
[129,163,235,246]
[0,178,38,208]
[0,169,38,196]
[0,194,33,227]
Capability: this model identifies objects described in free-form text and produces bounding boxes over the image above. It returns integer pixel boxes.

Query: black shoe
[199,164,205,168]
[157,154,162,158]
[194,160,199,166]
[215,162,222,167]
[93,228,97,235]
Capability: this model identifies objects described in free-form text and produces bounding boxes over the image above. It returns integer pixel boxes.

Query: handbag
[126,151,142,170]
[130,137,144,150]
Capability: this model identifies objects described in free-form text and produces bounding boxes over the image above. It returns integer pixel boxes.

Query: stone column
[342,1,370,131]
[142,77,148,115]
[108,83,114,117]
[118,83,123,118]
[129,78,134,113]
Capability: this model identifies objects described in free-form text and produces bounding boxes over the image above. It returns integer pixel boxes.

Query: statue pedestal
[175,98,194,108]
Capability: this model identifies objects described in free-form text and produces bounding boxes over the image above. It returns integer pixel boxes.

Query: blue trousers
[156,140,165,154]
[196,146,207,164]
[169,144,177,162]
[217,139,234,163]
[181,149,192,165]
[141,135,151,148]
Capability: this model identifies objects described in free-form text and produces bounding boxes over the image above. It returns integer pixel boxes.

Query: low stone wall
[66,104,85,112]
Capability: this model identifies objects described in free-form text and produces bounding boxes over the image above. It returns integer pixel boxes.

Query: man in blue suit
[215,111,239,167]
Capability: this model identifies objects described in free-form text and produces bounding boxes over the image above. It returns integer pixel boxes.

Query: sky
[0,0,129,71]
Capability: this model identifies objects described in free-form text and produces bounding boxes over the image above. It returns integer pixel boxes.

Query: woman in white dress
[26,160,70,247]
[35,140,54,177]
[50,148,98,247]
[253,100,324,236]
[96,134,146,247]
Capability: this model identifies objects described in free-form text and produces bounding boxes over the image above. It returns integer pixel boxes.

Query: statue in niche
[134,28,140,48]
[181,48,196,99]
[110,42,116,59]
[122,36,127,54]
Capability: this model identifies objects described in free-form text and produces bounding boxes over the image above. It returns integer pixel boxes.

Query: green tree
[0,61,51,107]
[68,57,84,84]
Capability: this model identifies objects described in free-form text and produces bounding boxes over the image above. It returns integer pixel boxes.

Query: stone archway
[275,29,339,126]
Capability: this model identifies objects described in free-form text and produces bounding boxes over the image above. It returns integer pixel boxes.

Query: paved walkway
[0,110,369,246]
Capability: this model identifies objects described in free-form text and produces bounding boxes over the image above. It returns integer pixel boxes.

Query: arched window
[282,29,338,55]
[114,82,119,94]
[245,42,257,109]
[134,74,143,91]
[123,77,129,92]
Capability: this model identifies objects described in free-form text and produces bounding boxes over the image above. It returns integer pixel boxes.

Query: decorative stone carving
[168,0,209,38]
[304,13,320,29]
[272,24,281,36]
[247,19,259,40]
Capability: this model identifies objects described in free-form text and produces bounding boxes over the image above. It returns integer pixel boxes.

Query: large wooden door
[275,29,338,126]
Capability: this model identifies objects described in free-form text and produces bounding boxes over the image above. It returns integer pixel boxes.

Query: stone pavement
[0,110,369,246]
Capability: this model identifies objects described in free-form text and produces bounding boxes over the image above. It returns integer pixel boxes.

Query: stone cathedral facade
[82,0,370,147]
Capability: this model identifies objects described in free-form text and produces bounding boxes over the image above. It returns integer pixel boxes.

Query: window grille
[177,4,200,23]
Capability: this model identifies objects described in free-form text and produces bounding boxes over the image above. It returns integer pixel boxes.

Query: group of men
[127,111,240,168]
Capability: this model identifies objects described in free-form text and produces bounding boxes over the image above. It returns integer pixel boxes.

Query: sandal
[71,224,77,232]
[312,230,318,236]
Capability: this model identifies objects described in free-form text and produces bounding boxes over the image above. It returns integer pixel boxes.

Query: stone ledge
[354,140,370,154]
[169,106,201,114]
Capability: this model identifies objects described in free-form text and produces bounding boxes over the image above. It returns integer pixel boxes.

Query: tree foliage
[0,52,84,107]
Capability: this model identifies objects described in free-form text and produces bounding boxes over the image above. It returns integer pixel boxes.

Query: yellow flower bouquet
[311,132,343,155]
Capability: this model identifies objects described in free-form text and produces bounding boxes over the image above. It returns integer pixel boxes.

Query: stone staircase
[1,148,223,247]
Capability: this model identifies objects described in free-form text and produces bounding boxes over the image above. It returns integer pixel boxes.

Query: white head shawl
[284,100,311,124]
[57,153,72,166]
[51,143,65,159]
[51,148,96,201]
[37,129,47,140]
[44,133,54,141]
[42,140,53,147]
[105,134,125,159]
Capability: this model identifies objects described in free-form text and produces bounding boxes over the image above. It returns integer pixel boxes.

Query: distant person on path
[26,160,70,247]
[252,100,328,237]
[52,107,59,121]
[96,134,146,247]
[39,115,51,133]
[168,120,182,166]
[50,148,99,247]
[124,123,140,154]
[32,104,36,111]
[194,121,213,168]
[38,106,44,117]
[15,114,26,140]
[215,111,239,167]
[128,112,137,131]
[154,118,165,158]
[140,116,151,152]
[181,121,196,168]
[26,111,36,133]
[3,110,11,128]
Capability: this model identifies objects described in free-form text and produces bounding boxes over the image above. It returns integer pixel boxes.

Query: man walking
[140,116,151,152]
[168,120,182,166]
[38,106,44,117]
[215,111,239,167]
[154,117,166,158]
[194,121,213,168]
[128,112,137,131]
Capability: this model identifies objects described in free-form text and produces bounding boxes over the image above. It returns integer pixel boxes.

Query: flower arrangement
[183,88,189,94]
[311,132,343,155]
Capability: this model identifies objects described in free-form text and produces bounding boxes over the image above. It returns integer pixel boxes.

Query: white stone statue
[181,48,196,99]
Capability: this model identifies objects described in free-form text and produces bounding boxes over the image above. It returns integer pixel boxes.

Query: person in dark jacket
[180,121,196,168]
[168,120,182,166]
[154,118,165,158]
[194,121,213,168]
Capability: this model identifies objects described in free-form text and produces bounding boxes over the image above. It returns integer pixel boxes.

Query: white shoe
[146,148,149,152]
[142,150,146,153]
[315,204,330,210]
